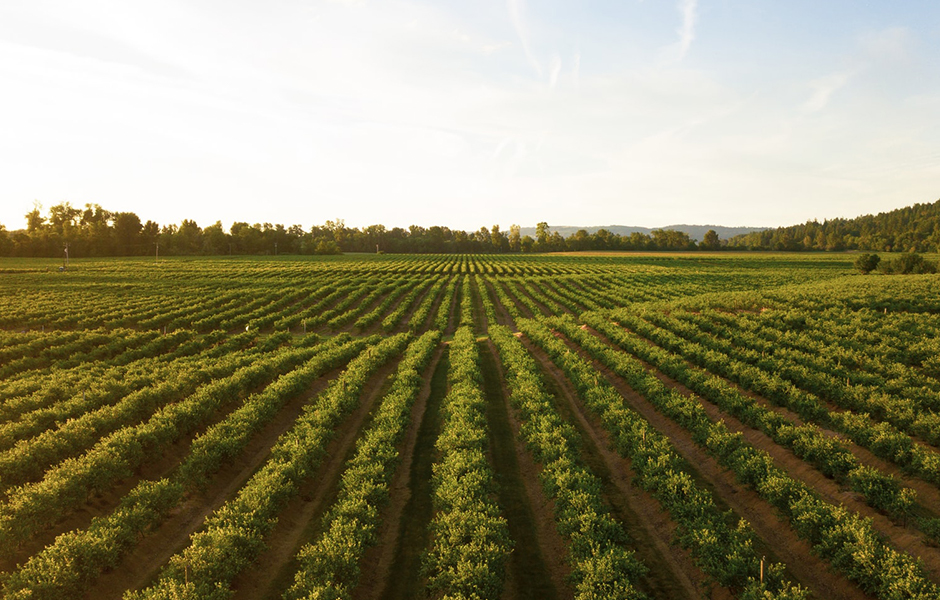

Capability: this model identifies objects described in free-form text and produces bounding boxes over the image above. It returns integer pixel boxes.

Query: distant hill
[725,198,940,252]
[519,224,766,242]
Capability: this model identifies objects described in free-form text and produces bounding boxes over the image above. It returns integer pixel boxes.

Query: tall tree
[701,229,720,250]
[113,212,142,255]
[508,224,521,252]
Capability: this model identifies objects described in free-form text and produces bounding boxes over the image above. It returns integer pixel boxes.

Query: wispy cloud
[803,70,856,113]
[572,51,580,89]
[676,0,698,60]
[549,53,561,88]
[507,0,541,76]
[859,26,912,63]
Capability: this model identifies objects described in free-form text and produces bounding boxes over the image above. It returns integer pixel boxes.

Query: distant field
[1,253,938,600]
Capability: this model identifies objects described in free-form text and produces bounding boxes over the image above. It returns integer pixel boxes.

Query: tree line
[0,202,721,257]
[727,198,940,252]
[8,198,937,257]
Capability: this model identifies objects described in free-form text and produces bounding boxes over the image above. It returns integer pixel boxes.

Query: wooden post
[760,556,764,583]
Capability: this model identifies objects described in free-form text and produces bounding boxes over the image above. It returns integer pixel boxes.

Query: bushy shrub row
[518,318,804,598]
[488,324,648,599]
[578,314,923,525]
[433,275,459,331]
[381,279,433,332]
[127,333,411,600]
[650,309,940,445]
[408,277,446,332]
[284,330,441,599]
[0,335,372,600]
[545,317,939,599]
[273,282,352,331]
[351,278,414,331]
[423,327,512,599]
[458,276,473,329]
[615,310,940,489]
[0,342,324,551]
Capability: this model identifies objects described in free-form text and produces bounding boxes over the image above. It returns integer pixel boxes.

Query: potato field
[0,253,939,600]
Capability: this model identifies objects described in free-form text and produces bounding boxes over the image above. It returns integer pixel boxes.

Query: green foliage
[728,197,940,252]
[854,253,880,273]
[285,331,440,600]
[422,327,512,599]
[878,253,937,274]
[126,334,410,600]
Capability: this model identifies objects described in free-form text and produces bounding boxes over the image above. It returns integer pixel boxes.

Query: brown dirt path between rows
[390,281,438,334]
[535,331,873,600]
[399,279,447,334]
[228,356,404,600]
[82,359,367,600]
[634,329,940,511]
[371,349,449,600]
[359,281,427,336]
[645,316,940,472]
[494,279,537,320]
[352,345,445,600]
[517,335,715,600]
[610,319,940,509]
[592,323,940,574]
[1,359,284,571]
[481,278,519,331]
[480,340,569,600]
[510,280,562,317]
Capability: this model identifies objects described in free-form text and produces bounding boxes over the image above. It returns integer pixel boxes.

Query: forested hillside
[727,199,940,252]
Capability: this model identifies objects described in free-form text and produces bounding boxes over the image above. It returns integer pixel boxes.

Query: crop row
[0,337,319,550]
[538,317,940,599]
[127,333,410,599]
[646,309,940,447]
[1,333,372,600]
[613,309,940,489]
[518,318,804,598]
[488,324,649,599]
[284,329,440,599]
[423,326,512,598]
[571,315,935,536]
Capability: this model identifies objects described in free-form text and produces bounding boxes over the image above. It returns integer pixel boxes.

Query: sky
[1,1,939,232]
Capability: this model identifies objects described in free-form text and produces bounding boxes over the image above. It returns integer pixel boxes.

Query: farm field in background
[1,252,939,600]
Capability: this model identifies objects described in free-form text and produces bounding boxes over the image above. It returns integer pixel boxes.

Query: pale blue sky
[1,1,938,231]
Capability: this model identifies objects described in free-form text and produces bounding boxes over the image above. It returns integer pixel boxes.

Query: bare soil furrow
[537,331,873,600]
[517,336,714,600]
[228,357,402,600]
[353,346,444,600]
[83,362,355,600]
